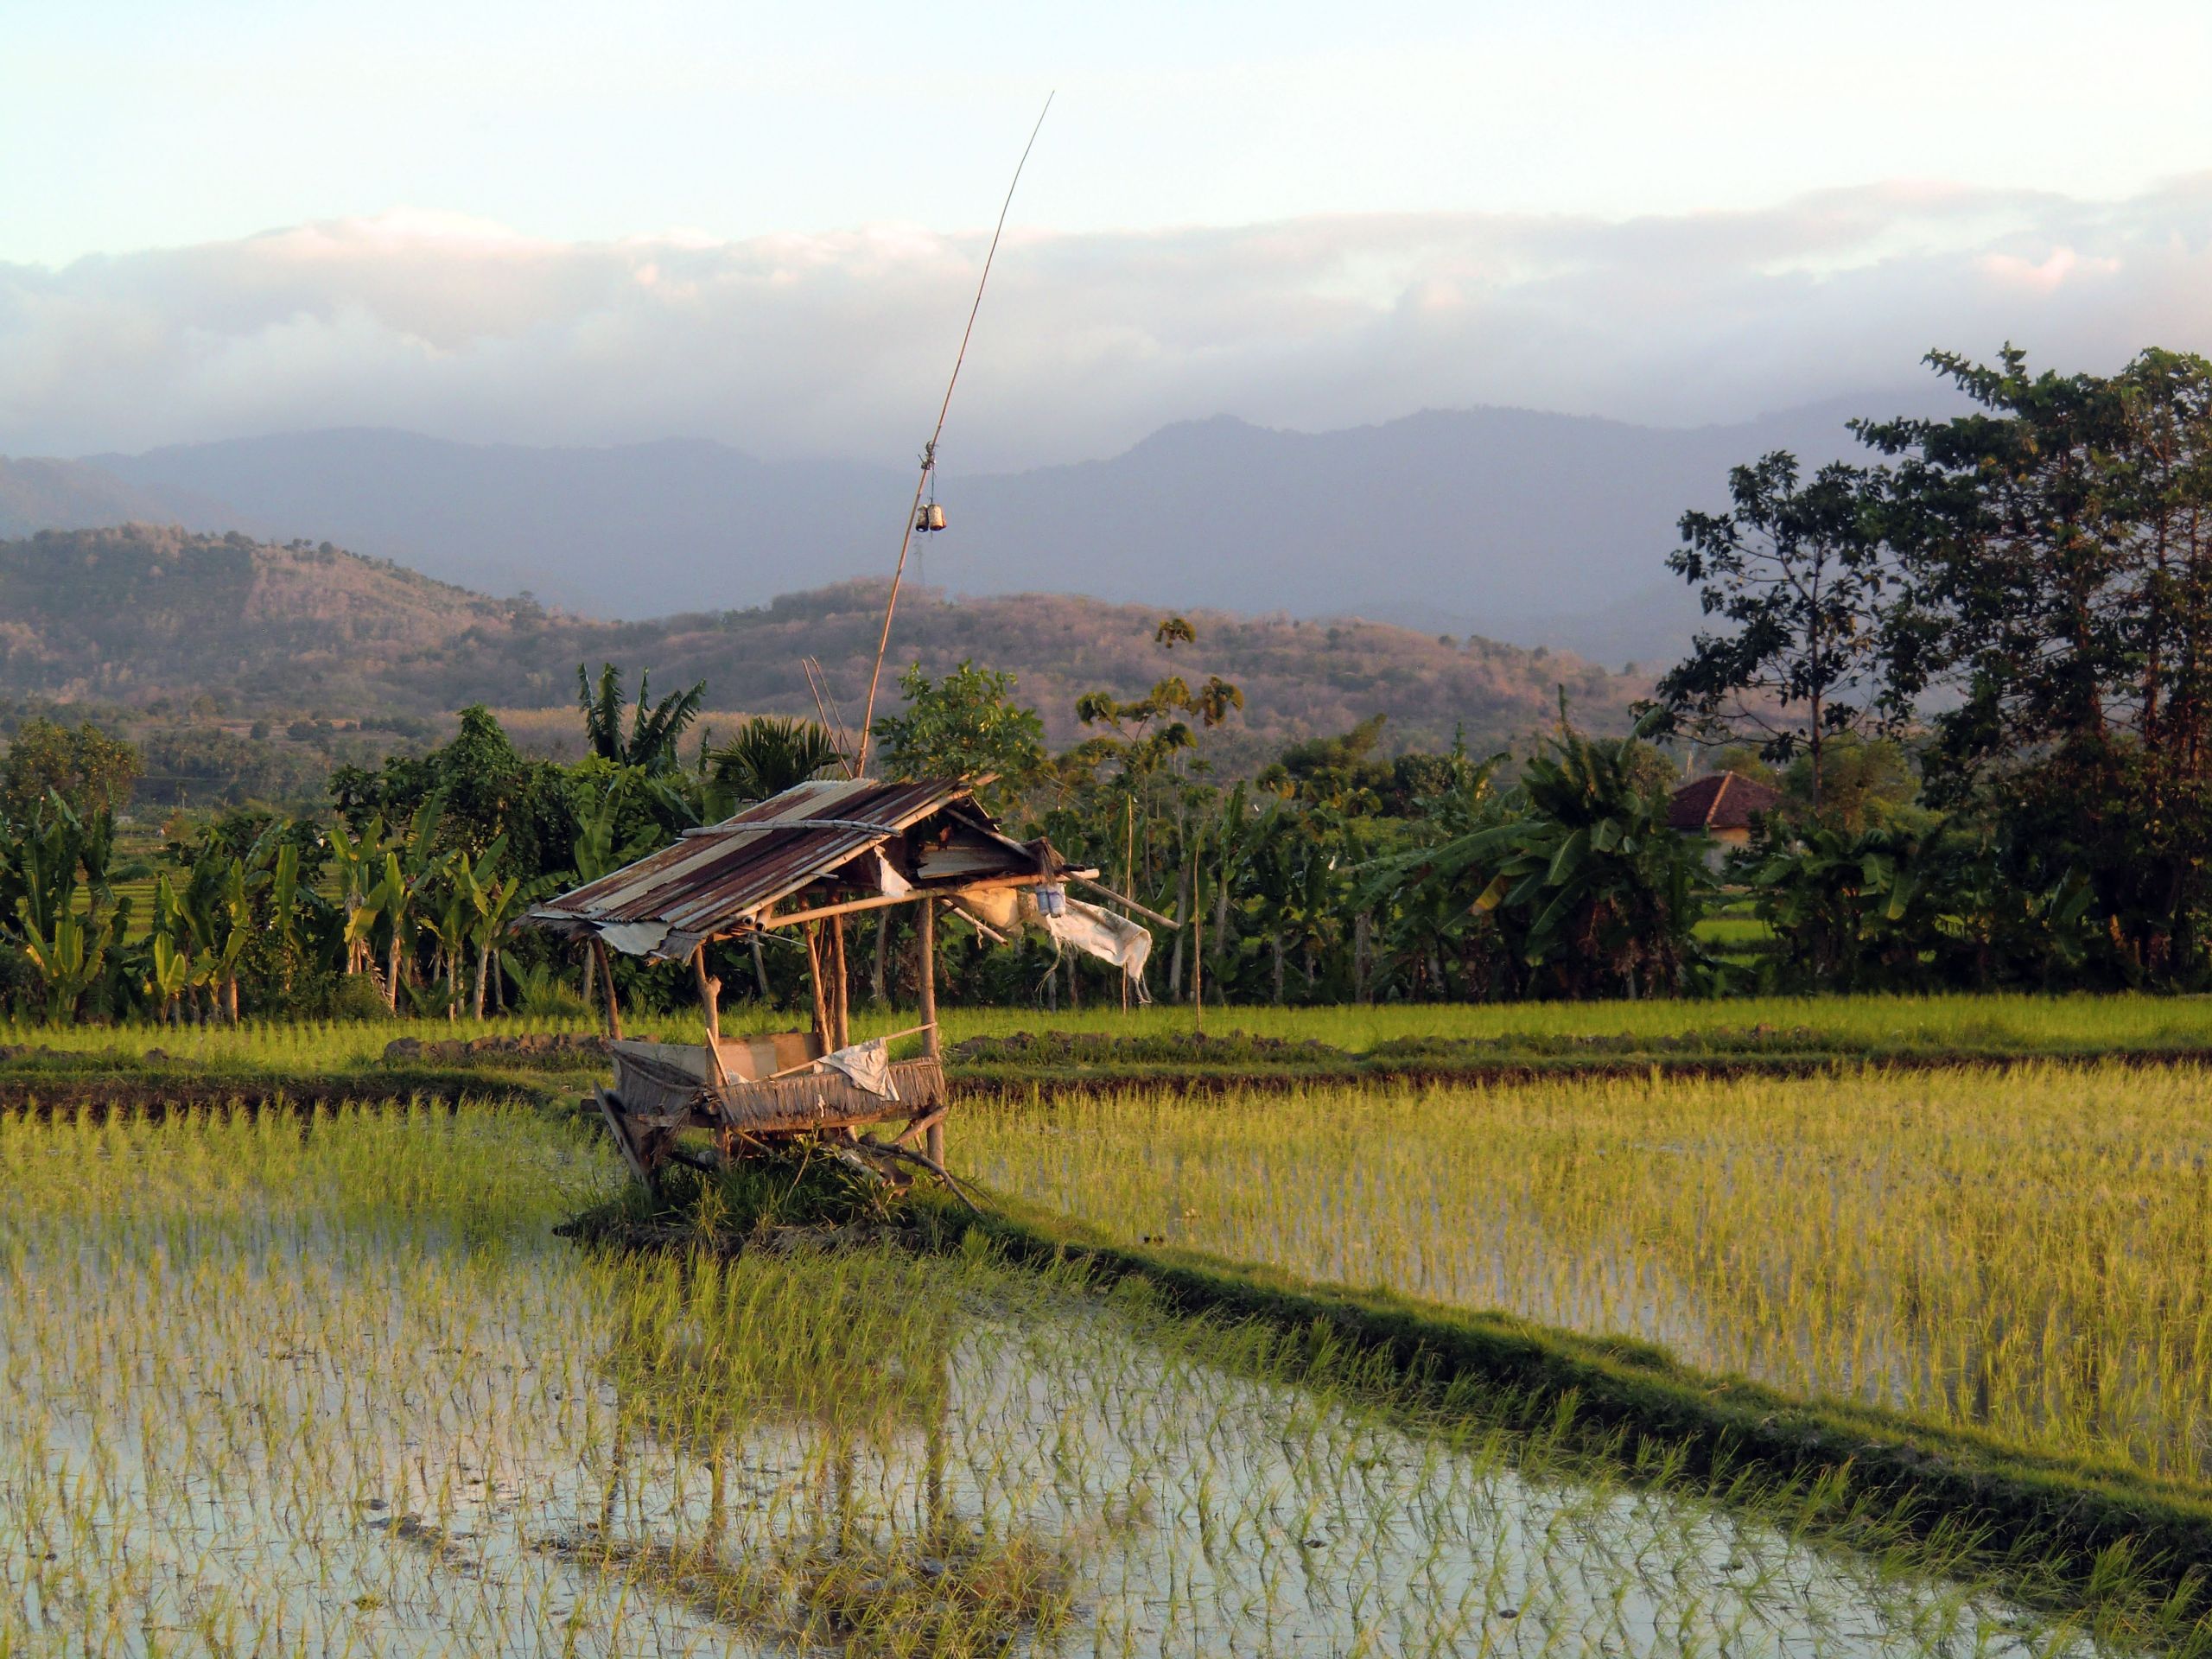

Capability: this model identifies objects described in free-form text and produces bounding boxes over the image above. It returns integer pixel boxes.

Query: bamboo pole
[918,897,944,1166]
[592,938,624,1040]
[759,878,1040,932]
[1069,874,1182,929]
[829,916,851,1049]
[855,97,1053,775]
[804,923,831,1053]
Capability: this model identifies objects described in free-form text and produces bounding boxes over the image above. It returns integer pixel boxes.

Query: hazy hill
[67,396,1933,662]
[0,526,1646,766]
[0,455,235,539]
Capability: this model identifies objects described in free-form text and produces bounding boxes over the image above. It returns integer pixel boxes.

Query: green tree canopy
[871,661,1046,816]
[0,718,142,822]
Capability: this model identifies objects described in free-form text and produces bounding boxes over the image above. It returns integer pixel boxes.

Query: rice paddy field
[0,1103,2171,1656]
[10,997,2212,1654]
[966,1065,2212,1486]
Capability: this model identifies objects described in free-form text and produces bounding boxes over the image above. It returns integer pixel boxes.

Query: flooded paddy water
[0,1103,2133,1656]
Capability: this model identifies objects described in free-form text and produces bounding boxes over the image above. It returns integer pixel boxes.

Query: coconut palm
[703,715,842,807]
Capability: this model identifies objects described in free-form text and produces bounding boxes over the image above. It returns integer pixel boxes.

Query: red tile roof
[1668,771,1783,833]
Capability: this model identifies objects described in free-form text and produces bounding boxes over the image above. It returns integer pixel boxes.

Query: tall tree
[1863,346,2212,977]
[1656,453,1888,809]
[871,661,1046,815]
[0,719,142,823]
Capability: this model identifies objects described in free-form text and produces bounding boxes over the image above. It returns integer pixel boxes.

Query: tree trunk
[581,942,598,1014]
[1166,860,1191,999]
[473,939,491,1020]
[1213,864,1231,973]
[1271,935,1285,1004]
[385,932,404,1011]
[870,912,890,1005]
[751,935,772,1003]
[1354,910,1373,1001]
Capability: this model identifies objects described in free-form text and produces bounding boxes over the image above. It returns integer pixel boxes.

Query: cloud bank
[3,180,2209,467]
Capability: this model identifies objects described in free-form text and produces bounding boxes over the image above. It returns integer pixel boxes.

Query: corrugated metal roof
[528,777,1046,955]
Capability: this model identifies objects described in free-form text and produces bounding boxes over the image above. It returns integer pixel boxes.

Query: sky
[5,0,2211,465]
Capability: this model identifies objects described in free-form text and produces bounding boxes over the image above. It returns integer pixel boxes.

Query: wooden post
[593,938,624,1040]
[804,923,832,1053]
[918,897,944,1166]
[693,944,728,1089]
[828,915,852,1049]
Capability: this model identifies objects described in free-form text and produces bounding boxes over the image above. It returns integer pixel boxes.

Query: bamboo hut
[525,776,1110,1184]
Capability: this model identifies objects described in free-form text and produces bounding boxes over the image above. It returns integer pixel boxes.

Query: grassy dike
[952,1189,2212,1646]
[20,1027,2212,1114]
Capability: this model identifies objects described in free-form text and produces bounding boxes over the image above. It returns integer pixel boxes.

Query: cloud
[3,178,2209,467]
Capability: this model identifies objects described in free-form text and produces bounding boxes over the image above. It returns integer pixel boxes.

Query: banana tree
[1368,705,1711,1000]
[172,854,252,1023]
[16,902,122,1022]
[327,815,391,984]
[144,932,195,1024]
[372,796,446,1011]
[5,795,131,1020]
[465,859,556,1020]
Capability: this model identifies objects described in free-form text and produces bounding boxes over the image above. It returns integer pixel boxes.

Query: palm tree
[577,663,707,774]
[703,715,842,806]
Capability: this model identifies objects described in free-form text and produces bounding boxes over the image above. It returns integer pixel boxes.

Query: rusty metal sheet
[527,777,1046,956]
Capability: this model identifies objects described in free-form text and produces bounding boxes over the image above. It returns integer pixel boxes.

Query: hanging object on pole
[855,93,1053,774]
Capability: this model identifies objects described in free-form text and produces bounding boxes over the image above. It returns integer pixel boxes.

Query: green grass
[22,988,2212,1074]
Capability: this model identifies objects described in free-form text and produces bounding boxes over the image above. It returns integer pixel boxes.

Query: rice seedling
[0,1102,2147,1654]
[966,1062,2212,1487]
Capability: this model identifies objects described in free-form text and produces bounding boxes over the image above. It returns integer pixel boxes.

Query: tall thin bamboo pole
[855,96,1052,773]
[918,897,944,1166]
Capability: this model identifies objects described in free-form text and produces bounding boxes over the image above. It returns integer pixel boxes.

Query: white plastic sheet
[819,1037,899,1100]
[1043,899,1154,1002]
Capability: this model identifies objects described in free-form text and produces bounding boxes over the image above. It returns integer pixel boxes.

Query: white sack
[819,1037,899,1100]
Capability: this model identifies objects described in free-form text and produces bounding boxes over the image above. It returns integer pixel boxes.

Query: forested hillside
[0,524,1646,766]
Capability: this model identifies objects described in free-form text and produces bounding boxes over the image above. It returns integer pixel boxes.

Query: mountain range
[0,525,1647,769]
[0,395,1937,664]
